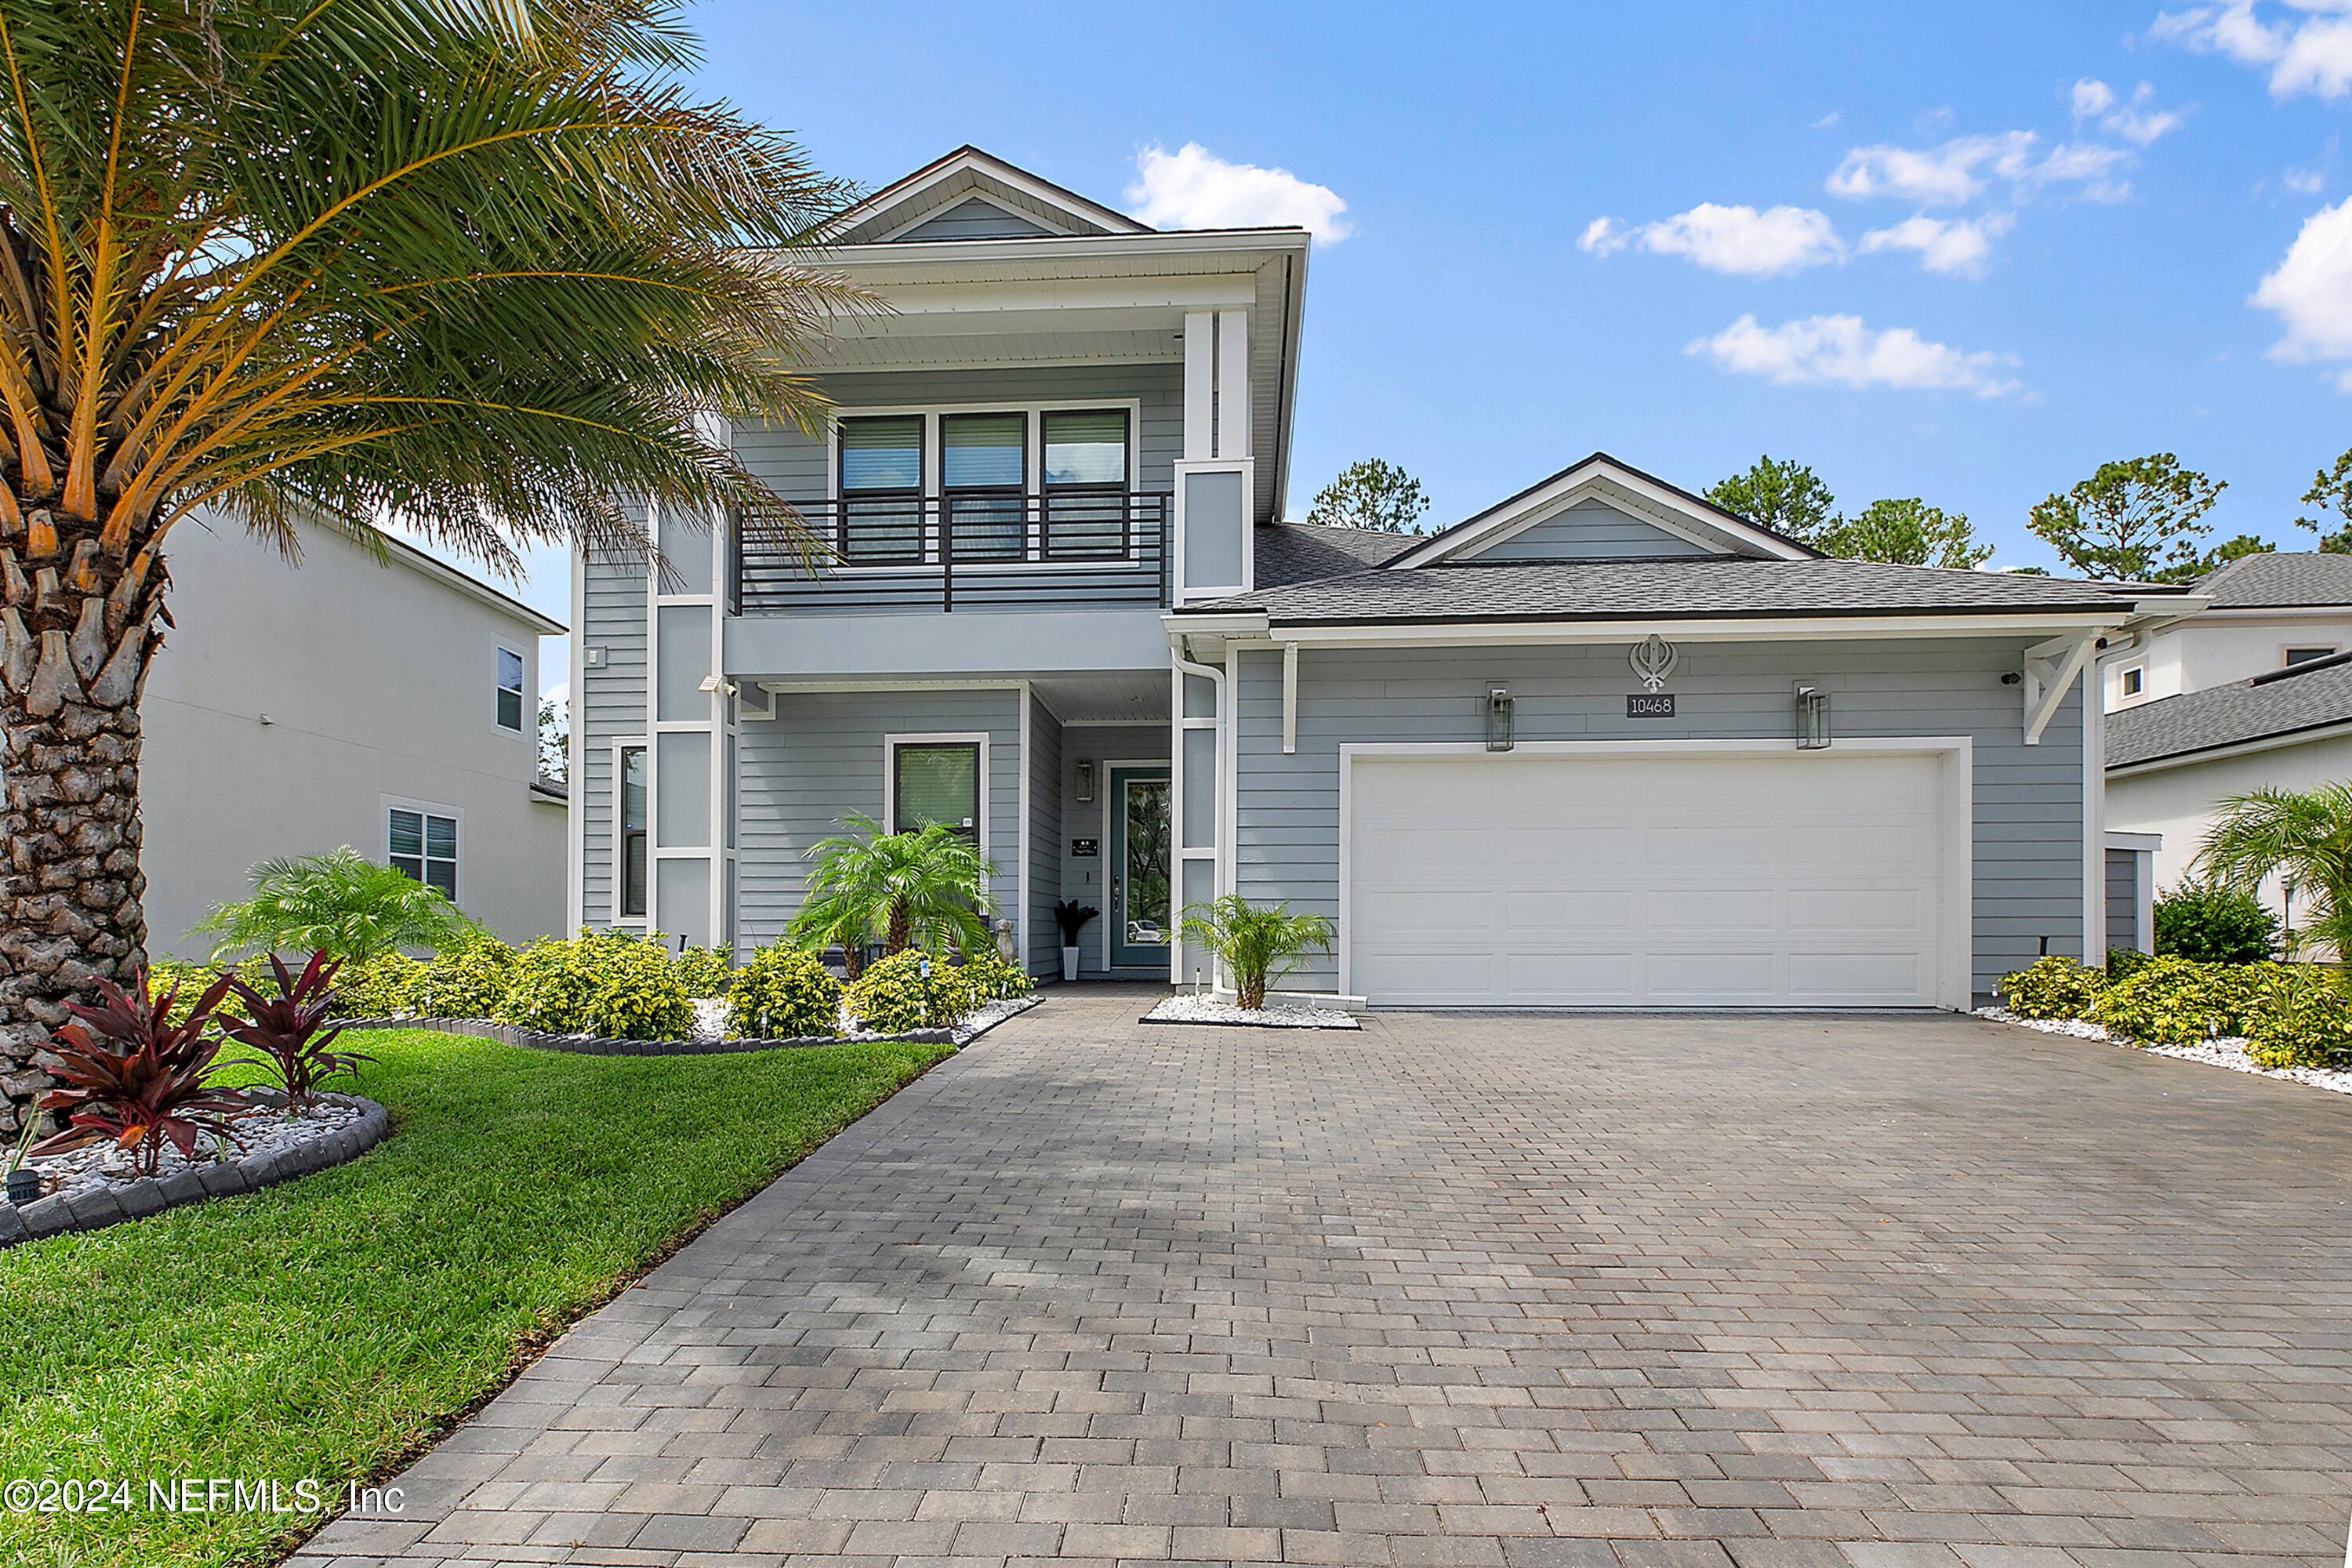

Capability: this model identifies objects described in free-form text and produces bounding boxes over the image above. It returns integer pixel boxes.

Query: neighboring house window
[2285,645,2339,666]
[2119,666,2143,698]
[942,412,1025,561]
[1042,408,1129,558]
[495,646,525,731]
[390,808,458,899]
[839,414,924,563]
[893,742,980,842]
[619,746,648,919]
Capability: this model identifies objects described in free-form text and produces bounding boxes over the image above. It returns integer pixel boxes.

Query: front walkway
[296,989,2352,1567]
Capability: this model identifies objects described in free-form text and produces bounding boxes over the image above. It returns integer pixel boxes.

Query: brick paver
[291,990,2352,1567]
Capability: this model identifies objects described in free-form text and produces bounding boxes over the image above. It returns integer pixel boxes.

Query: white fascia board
[823,152,1149,241]
[1221,611,2136,650]
[376,532,567,634]
[857,275,1261,318]
[1389,459,1811,568]
[1162,612,1269,639]
[2182,602,2351,621]
[2105,717,2352,778]
[814,229,1311,277]
[2104,831,2162,851]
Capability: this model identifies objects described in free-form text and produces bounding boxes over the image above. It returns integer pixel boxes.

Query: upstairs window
[495,646,525,731]
[2119,666,2143,698]
[619,746,648,918]
[390,807,458,900]
[2286,644,2339,666]
[942,412,1025,561]
[893,742,981,843]
[838,415,924,563]
[1042,409,1130,558]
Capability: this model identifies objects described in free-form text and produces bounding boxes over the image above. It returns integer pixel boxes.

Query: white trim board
[1334,738,1976,1011]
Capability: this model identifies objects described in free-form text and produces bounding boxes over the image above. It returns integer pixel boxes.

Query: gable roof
[826,146,1151,246]
[1182,554,2161,628]
[1384,452,1821,569]
[2191,550,2352,609]
[2108,650,2352,769]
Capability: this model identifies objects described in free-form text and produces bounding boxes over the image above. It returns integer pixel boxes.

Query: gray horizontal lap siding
[732,365,1183,614]
[2106,848,2140,954]
[896,198,1058,242]
[737,690,1022,956]
[579,547,648,927]
[1229,641,2086,1001]
[1467,499,1718,562]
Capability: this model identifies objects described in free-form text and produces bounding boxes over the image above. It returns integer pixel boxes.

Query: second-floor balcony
[734,492,1172,615]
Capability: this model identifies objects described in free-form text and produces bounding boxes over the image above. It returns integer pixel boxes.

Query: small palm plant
[192,848,487,966]
[788,815,997,970]
[2194,784,2352,960]
[1178,896,1336,1011]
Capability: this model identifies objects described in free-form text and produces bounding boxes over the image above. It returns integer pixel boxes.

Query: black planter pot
[5,1167,41,1206]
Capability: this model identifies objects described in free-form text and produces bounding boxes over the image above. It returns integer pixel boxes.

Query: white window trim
[494,642,528,736]
[1332,738,1976,1012]
[382,794,463,902]
[826,398,1146,575]
[883,731,991,854]
[2282,641,2341,666]
[612,737,648,926]
[2117,662,2146,700]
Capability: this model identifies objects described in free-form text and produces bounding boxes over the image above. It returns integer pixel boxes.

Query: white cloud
[2073,77,2184,143]
[2156,1,2352,98]
[1829,129,2135,205]
[2252,194,2352,375]
[1813,111,1842,129]
[2072,78,2118,119]
[2288,165,2328,192]
[1124,143,1350,243]
[1687,314,2024,397]
[1580,203,1844,275]
[1859,212,2017,275]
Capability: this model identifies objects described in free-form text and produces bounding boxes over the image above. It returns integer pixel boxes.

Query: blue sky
[497,0,2352,695]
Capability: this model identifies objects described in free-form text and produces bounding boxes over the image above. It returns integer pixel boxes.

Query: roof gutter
[1165,608,2140,650]
[2107,714,2352,778]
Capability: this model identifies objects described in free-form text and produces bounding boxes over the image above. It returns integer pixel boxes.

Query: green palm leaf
[191,848,488,967]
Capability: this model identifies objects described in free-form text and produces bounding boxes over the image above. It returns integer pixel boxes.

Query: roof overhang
[1168,607,2145,651]
[2107,715,2352,778]
[820,146,1150,243]
[1386,452,1820,568]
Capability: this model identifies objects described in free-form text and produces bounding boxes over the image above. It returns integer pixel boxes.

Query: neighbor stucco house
[2105,550,2352,711]
[143,515,568,958]
[570,147,2192,1009]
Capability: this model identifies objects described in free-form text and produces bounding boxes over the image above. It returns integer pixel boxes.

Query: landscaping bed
[332,991,1039,1057]
[1978,1005,2352,1097]
[1143,994,1359,1029]
[0,1025,954,1568]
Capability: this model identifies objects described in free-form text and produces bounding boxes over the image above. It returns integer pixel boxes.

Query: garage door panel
[1348,750,1949,1008]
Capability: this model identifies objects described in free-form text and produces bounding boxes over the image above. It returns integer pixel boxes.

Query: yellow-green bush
[724,944,843,1039]
[147,960,251,1025]
[495,929,695,1040]
[2245,966,2352,1069]
[1996,955,2105,1020]
[956,947,1033,1003]
[673,941,733,999]
[327,951,429,1018]
[410,935,519,1017]
[2090,955,2290,1043]
[845,950,973,1034]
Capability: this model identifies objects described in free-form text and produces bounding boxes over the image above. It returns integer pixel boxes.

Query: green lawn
[0,1027,955,1568]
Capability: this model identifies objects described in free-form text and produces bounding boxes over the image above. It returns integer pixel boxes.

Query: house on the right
[2105,552,2352,939]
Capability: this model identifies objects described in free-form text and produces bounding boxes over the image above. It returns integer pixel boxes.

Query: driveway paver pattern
[292,989,2352,1568]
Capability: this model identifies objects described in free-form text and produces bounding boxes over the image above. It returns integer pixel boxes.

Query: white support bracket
[2022,633,2096,746]
[1281,642,1298,754]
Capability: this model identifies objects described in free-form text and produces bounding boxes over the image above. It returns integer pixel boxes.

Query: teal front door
[1109,766,1171,970]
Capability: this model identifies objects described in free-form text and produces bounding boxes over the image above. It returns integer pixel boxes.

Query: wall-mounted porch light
[698,673,738,697]
[1075,760,1095,802]
[1486,687,1515,752]
[1795,683,1831,750]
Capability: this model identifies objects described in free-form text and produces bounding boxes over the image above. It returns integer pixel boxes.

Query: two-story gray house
[571,147,2194,1009]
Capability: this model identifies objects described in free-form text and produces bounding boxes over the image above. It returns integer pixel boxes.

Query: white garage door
[1347,748,1953,1008]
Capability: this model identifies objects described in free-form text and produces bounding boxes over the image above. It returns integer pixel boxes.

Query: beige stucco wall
[2106,731,2352,932]
[139,516,565,958]
[2107,611,2352,711]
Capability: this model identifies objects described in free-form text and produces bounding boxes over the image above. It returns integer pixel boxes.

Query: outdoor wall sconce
[1795,683,1831,750]
[1486,687,1515,752]
[1074,760,1094,802]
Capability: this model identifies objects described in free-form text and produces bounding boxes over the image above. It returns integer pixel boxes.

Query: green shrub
[956,947,1033,1003]
[1997,955,2107,1019]
[672,941,733,999]
[328,951,428,1018]
[495,929,695,1040]
[2244,967,2352,1069]
[147,960,252,1025]
[2106,947,2153,983]
[724,944,843,1039]
[2154,878,2278,964]
[2091,955,2292,1043]
[412,935,519,1018]
[845,950,973,1035]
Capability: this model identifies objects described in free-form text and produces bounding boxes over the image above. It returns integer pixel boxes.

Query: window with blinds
[1043,409,1129,557]
[838,415,924,562]
[942,413,1025,561]
[894,742,981,842]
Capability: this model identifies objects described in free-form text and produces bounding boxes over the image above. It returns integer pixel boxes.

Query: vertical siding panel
[578,540,648,928]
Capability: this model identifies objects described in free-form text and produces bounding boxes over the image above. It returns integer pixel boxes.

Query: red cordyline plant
[223,951,372,1112]
[31,968,253,1178]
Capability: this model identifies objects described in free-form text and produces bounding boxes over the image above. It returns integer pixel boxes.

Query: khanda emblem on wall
[1628,634,1679,694]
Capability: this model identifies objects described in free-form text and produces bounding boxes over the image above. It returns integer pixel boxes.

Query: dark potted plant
[1054,901,1098,983]
[4,1111,40,1204]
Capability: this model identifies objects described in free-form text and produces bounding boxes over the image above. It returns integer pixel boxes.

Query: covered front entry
[1343,743,1969,1009]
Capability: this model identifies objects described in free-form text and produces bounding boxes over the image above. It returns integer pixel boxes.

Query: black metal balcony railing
[731,492,1172,615]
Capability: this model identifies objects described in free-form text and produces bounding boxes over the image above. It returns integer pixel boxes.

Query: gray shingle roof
[2192,550,2352,608]
[2107,652,2352,768]
[1185,556,2165,624]
[1254,522,1414,588]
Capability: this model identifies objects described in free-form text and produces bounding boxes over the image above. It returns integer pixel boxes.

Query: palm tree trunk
[0,518,167,1134]
[884,901,909,956]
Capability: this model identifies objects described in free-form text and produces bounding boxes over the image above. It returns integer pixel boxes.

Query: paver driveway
[296,989,2352,1568]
